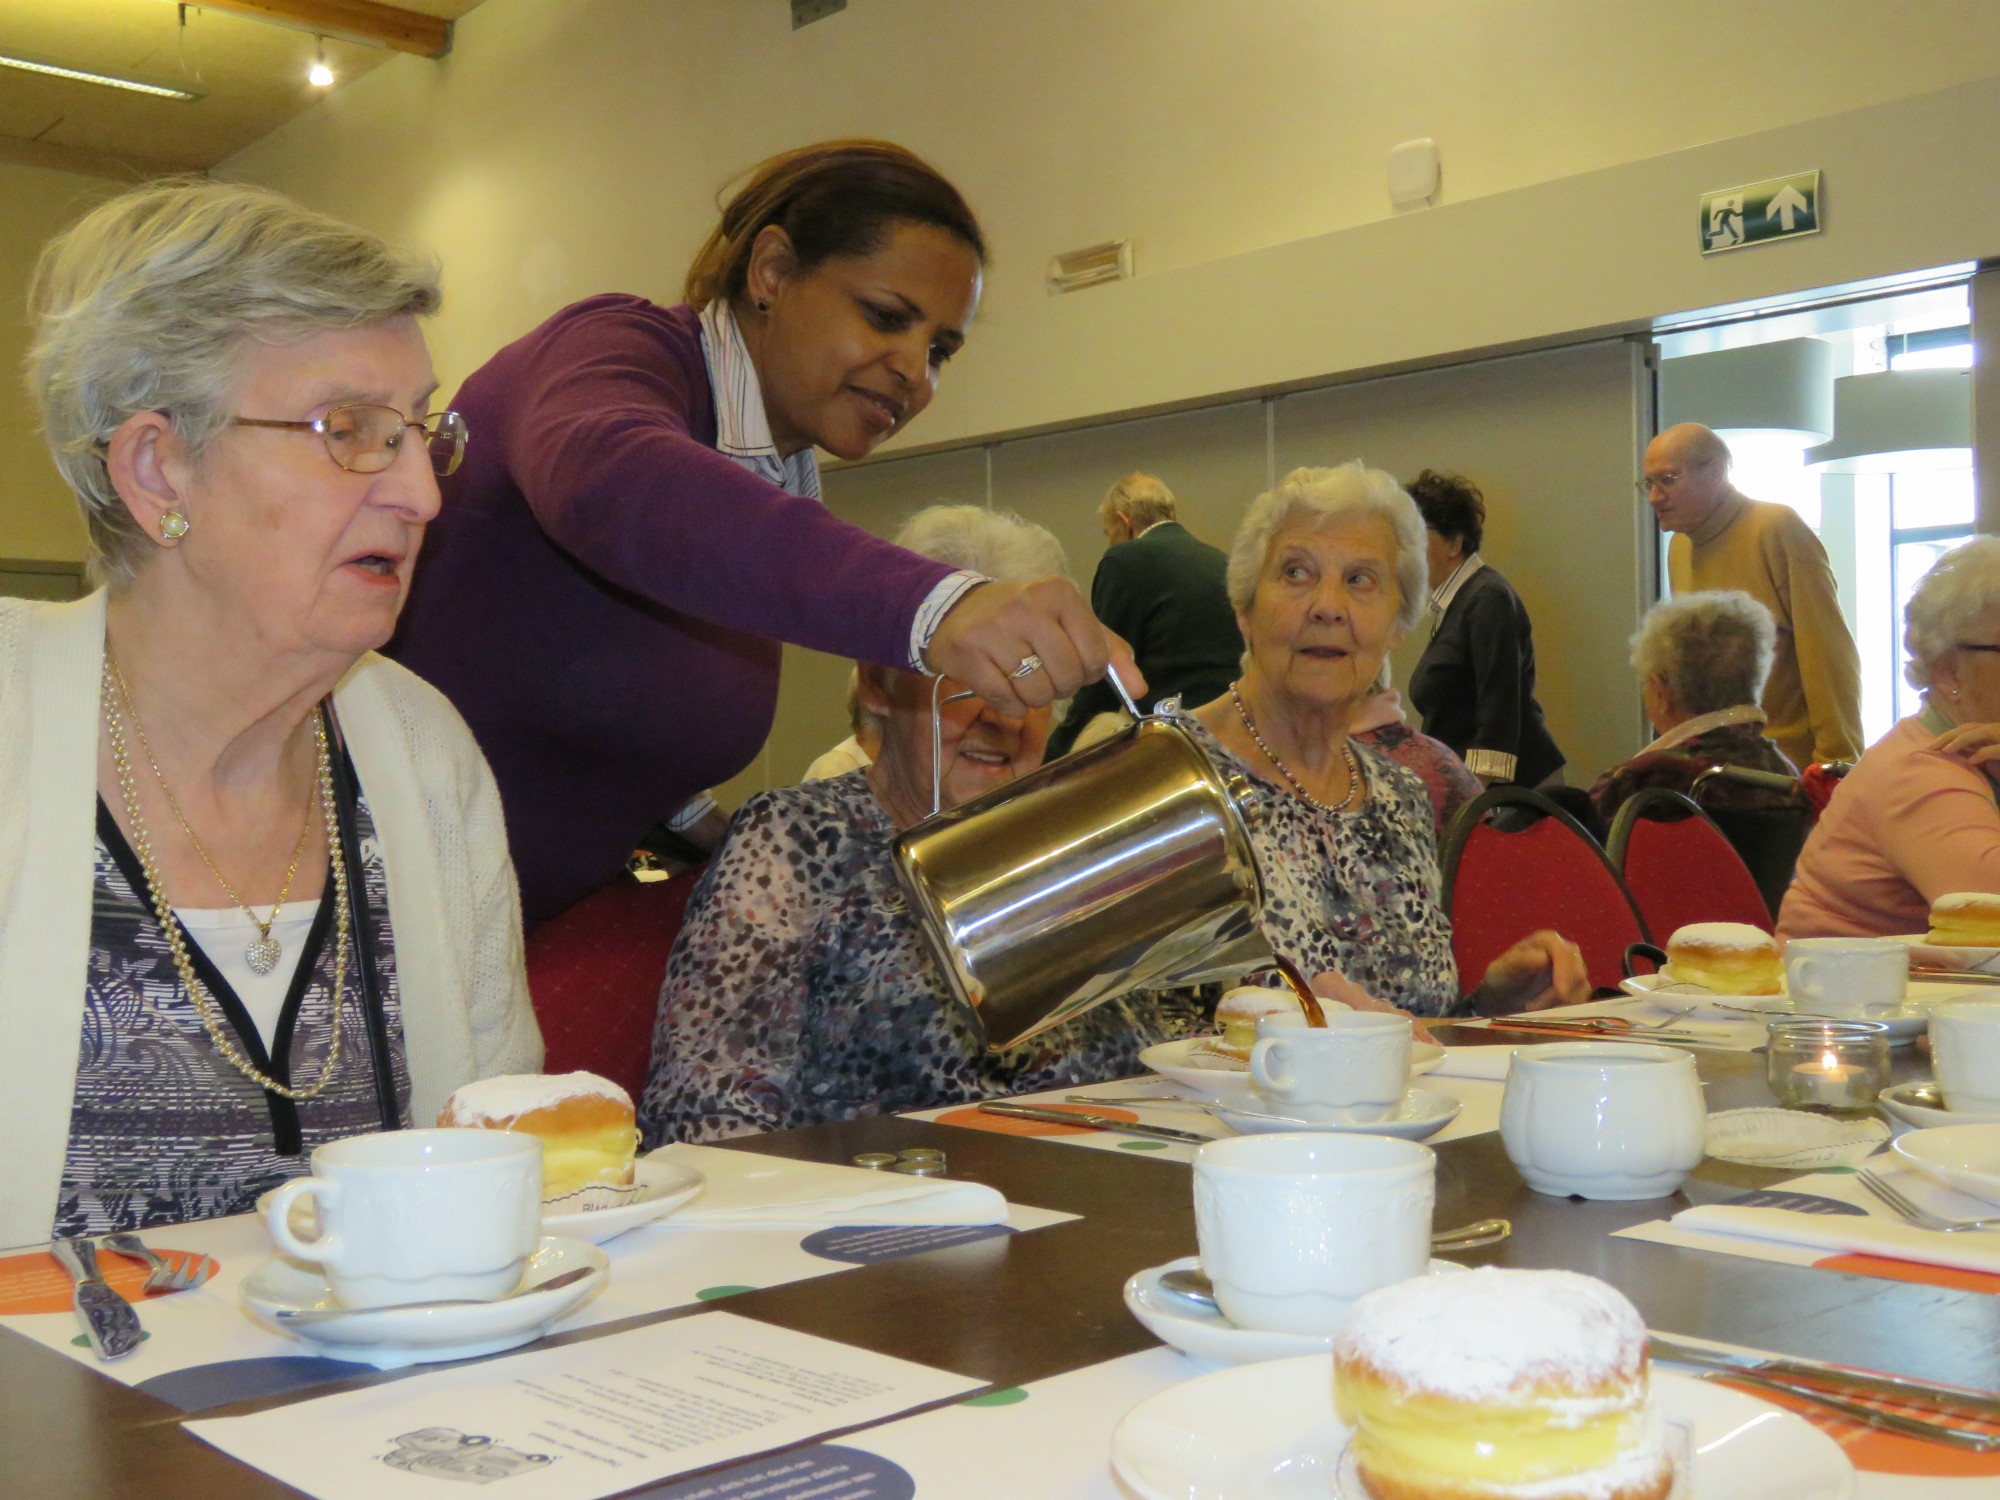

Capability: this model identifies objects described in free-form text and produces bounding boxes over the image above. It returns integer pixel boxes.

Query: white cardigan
[0,592,544,1248]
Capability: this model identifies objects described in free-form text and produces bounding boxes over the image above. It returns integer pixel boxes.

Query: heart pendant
[245,935,282,975]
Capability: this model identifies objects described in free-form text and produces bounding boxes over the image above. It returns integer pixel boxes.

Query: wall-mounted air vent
[1046,239,1133,295]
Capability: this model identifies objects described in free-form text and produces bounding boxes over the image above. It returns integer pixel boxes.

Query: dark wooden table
[7,1033,1994,1498]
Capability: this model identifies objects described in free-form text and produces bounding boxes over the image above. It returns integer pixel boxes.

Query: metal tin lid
[850,1152,899,1171]
[897,1148,945,1164]
[891,1161,946,1177]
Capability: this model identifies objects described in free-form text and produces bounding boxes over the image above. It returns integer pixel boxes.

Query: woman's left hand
[1468,931,1589,1014]
[1310,969,1435,1040]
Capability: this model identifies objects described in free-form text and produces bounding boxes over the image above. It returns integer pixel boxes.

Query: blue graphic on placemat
[1722,1189,1868,1216]
[799,1223,1015,1265]
[626,1443,914,1499]
[137,1355,371,1411]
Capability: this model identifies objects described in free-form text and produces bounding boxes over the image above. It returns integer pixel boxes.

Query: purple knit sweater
[390,295,954,928]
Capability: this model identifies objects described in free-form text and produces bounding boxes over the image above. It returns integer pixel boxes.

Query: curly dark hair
[1405,470,1485,555]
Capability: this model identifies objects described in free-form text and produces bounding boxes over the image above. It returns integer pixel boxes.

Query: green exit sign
[1700,171,1821,254]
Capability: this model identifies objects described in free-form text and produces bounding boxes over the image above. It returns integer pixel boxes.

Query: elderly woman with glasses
[0,181,540,1247]
[1782,538,2000,939]
[640,505,1204,1144]
[1182,464,1588,1019]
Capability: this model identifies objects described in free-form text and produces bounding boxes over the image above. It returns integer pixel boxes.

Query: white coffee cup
[1500,1043,1705,1200]
[1784,936,1908,1020]
[1931,998,2000,1114]
[1248,1010,1412,1123]
[1192,1133,1434,1335]
[266,1129,543,1310]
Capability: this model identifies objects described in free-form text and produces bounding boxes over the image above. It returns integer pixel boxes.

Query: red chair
[1439,787,1647,993]
[1606,790,1772,938]
[524,866,707,1100]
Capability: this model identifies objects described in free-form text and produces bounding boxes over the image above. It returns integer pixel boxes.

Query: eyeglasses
[1957,643,2000,654]
[232,404,467,477]
[1640,470,1684,493]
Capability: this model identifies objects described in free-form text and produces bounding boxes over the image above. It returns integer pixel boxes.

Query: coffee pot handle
[1106,666,1144,720]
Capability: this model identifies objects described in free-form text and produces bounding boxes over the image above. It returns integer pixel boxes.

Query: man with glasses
[1643,422,1862,768]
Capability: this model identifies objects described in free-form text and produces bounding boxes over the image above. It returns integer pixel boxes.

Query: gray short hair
[1224,463,1428,635]
[893,503,1068,582]
[1098,471,1176,529]
[1905,536,2000,689]
[1630,590,1775,716]
[27,178,442,590]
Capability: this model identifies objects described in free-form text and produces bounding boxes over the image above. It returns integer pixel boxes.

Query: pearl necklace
[101,658,351,1101]
[1229,683,1364,814]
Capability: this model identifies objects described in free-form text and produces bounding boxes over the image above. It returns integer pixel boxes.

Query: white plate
[1892,1122,2000,1207]
[1890,934,2000,973]
[241,1236,608,1367]
[542,1158,704,1244]
[1110,1357,1852,1500]
[1621,975,1936,1044]
[1878,1080,2000,1130]
[1123,1257,1463,1367]
[1140,1037,1444,1104]
[1214,1087,1461,1141]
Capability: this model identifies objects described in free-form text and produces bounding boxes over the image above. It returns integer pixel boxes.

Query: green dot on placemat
[71,1330,149,1348]
[695,1285,758,1301]
[962,1386,1028,1406]
[1118,1139,1170,1151]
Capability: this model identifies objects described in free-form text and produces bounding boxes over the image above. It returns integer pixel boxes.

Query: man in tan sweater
[1645,423,1863,767]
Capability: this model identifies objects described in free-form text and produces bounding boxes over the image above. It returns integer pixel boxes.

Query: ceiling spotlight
[308,38,334,88]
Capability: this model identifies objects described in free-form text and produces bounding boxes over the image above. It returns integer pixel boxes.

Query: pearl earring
[160,511,190,540]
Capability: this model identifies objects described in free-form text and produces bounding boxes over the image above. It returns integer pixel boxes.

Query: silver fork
[100,1232,206,1294]
[1856,1167,2000,1233]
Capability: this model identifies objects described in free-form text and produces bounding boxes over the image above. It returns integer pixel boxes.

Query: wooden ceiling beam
[191,1,452,60]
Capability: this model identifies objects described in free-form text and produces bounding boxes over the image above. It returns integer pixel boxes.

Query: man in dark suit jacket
[1047,473,1244,758]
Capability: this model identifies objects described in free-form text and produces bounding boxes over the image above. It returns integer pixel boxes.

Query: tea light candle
[1766,1018,1890,1110]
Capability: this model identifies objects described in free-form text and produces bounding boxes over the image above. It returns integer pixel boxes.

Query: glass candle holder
[1766,1018,1891,1109]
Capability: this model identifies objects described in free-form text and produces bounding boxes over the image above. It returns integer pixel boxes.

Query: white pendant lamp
[1805,369,1972,473]
[1657,337,1835,448]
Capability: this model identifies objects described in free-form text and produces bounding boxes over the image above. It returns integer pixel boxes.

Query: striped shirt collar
[697,299,821,501]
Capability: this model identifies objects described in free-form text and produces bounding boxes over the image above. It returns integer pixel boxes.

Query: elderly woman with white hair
[640,505,1203,1143]
[1183,464,1588,1017]
[1587,590,1798,826]
[0,181,540,1247]
[1782,538,2000,938]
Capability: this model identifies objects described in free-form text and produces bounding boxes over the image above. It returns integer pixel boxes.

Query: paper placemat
[0,1199,1073,1411]
[907,1073,1505,1160]
[186,1311,984,1500]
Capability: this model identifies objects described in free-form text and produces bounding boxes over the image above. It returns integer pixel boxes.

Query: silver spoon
[1156,1218,1511,1312]
[274,1264,597,1323]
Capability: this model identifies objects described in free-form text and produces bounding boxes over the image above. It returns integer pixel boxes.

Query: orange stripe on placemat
[0,1248,215,1316]
[932,1103,1140,1137]
[1815,1252,2000,1295]
[1718,1375,2000,1477]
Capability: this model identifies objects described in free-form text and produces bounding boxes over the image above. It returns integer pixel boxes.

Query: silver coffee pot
[892,676,1273,1051]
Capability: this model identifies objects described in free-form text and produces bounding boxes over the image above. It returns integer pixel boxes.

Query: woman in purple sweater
[392,142,1130,927]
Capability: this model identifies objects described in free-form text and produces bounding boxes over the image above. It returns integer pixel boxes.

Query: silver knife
[978,1102,1209,1144]
[51,1238,143,1361]
[1649,1336,2000,1449]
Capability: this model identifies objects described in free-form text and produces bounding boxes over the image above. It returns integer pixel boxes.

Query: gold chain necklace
[105,651,315,976]
[100,657,352,1101]
[1229,683,1364,814]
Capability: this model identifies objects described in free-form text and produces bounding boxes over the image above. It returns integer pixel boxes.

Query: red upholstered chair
[1439,787,1647,994]
[524,866,706,1101]
[1606,790,1773,939]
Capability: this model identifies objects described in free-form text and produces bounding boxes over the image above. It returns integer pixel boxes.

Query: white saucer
[1215,1087,1461,1140]
[1124,1257,1463,1367]
[241,1236,607,1367]
[1878,1080,2000,1130]
[1892,1122,2000,1207]
[1890,934,2000,974]
[1141,1037,1444,1105]
[1622,974,1935,1045]
[542,1158,704,1244]
[1110,1357,1853,1500]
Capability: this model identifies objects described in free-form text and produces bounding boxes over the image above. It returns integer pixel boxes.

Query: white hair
[1098,471,1177,529]
[1224,462,1428,634]
[1629,590,1775,716]
[892,503,1068,582]
[1905,536,2000,689]
[27,177,442,590]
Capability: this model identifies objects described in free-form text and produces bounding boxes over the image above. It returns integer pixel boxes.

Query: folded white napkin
[649,1144,1007,1228]
[1429,1046,1514,1082]
[1671,1203,2000,1275]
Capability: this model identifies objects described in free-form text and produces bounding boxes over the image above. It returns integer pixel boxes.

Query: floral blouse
[638,770,1209,1144]
[1179,720,1462,1016]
